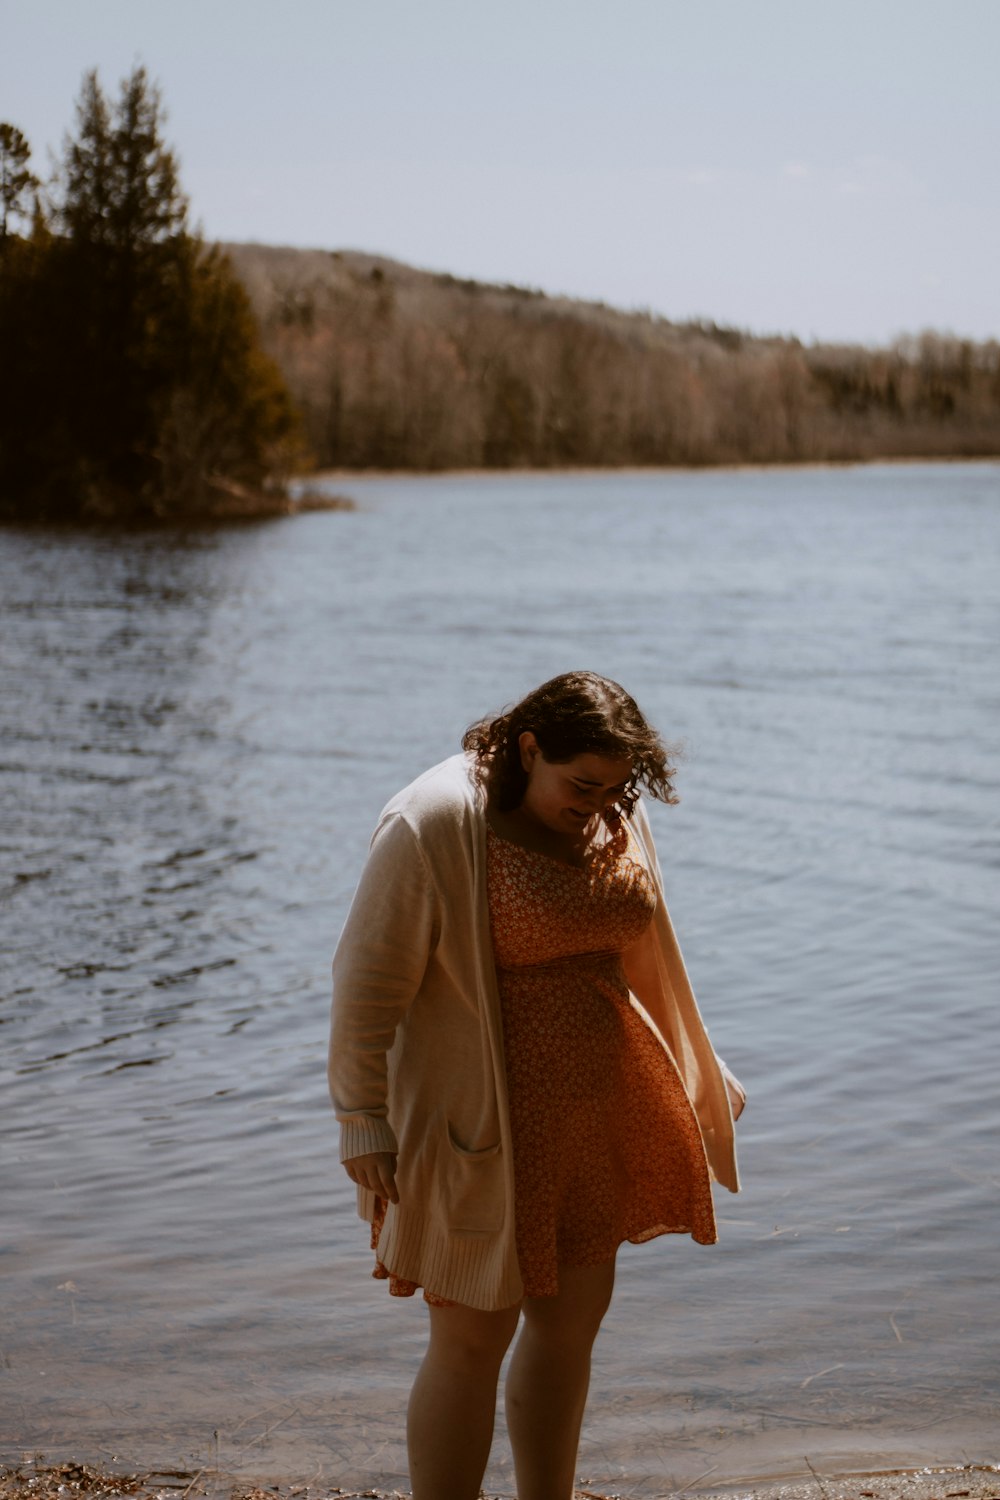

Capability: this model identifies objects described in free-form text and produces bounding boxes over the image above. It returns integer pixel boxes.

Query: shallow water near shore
[2,463,998,1493]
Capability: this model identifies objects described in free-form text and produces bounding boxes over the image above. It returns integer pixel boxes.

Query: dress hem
[372,1216,717,1305]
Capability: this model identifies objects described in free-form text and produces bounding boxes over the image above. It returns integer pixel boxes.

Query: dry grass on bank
[2,1458,999,1500]
[0,1462,390,1500]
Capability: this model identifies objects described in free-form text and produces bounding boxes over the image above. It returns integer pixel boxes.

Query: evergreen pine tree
[0,123,39,239]
[0,66,298,522]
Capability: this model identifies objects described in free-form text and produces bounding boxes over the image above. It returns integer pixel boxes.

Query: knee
[520,1299,610,1355]
[520,1267,615,1352]
[426,1307,519,1374]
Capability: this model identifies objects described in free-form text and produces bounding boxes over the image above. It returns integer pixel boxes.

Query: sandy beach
[2,1458,998,1500]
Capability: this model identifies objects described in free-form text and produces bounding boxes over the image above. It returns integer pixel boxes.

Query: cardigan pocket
[443,1123,504,1234]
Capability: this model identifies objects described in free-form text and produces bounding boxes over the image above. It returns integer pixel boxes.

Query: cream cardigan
[328,753,741,1311]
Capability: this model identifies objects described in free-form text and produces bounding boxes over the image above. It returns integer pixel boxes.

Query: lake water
[1,463,998,1496]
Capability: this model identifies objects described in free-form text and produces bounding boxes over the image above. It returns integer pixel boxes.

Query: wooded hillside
[226,242,1000,472]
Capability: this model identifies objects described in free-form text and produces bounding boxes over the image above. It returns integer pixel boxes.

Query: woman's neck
[486,800,602,868]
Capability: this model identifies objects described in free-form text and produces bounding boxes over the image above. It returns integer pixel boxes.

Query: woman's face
[518,732,634,837]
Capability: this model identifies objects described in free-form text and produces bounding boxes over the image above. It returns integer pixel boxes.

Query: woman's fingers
[344,1151,399,1203]
[724,1070,747,1121]
[372,1153,399,1202]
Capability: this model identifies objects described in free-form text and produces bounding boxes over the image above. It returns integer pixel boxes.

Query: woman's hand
[722,1067,747,1122]
[344,1150,399,1203]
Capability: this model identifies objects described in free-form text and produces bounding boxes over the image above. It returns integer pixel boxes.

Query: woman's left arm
[716,1058,747,1121]
[624,802,747,1124]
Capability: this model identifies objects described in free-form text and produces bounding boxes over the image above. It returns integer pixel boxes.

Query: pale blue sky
[5,0,999,344]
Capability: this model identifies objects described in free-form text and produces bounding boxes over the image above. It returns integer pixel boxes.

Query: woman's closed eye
[572,781,628,803]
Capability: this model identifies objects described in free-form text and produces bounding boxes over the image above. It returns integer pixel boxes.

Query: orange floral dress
[371,820,716,1302]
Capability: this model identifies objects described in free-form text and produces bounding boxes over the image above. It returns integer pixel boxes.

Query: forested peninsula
[0,72,297,525]
[229,241,1000,474]
[2,65,998,525]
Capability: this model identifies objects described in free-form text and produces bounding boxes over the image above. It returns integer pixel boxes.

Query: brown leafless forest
[227,243,1000,473]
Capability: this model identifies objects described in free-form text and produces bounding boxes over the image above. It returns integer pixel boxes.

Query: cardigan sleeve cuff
[339,1115,399,1163]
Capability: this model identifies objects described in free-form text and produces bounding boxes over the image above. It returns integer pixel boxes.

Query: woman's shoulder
[376,753,482,843]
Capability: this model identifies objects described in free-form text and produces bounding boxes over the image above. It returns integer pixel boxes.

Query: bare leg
[505,1259,617,1500]
[407,1299,521,1500]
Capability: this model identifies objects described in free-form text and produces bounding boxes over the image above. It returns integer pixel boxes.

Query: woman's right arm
[328,811,439,1169]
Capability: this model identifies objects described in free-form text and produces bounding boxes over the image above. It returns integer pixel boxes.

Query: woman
[328,671,745,1500]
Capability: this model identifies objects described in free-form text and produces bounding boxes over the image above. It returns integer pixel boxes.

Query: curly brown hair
[462,670,680,817]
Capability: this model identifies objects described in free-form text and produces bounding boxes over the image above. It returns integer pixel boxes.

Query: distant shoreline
[5,458,993,532]
[306,452,1000,486]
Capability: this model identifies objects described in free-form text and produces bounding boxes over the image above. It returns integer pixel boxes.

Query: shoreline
[5,456,995,529]
[3,1458,998,1500]
[305,453,1000,486]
